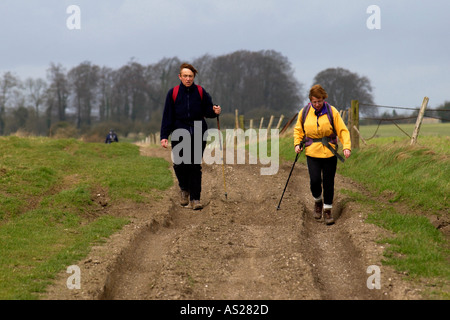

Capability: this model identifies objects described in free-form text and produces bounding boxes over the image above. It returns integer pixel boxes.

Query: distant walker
[105,130,119,144]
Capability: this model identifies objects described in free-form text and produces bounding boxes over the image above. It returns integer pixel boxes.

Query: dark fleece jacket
[160,82,218,140]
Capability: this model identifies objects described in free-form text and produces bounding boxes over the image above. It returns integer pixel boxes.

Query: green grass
[359,123,450,155]
[280,123,450,298]
[359,122,450,139]
[338,141,448,213]
[342,189,448,276]
[0,136,173,299]
[368,209,448,279]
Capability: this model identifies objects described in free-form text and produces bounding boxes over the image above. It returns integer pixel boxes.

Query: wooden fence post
[350,100,360,149]
[235,109,239,129]
[259,117,264,130]
[276,115,285,130]
[347,109,351,127]
[267,115,274,131]
[410,97,429,146]
[280,113,298,135]
[239,115,245,131]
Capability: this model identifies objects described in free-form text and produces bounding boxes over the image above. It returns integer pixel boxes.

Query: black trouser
[171,136,207,201]
[306,156,337,206]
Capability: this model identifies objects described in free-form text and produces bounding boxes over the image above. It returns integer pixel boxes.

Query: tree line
[0,50,382,139]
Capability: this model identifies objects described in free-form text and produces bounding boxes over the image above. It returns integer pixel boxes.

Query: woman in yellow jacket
[294,85,351,225]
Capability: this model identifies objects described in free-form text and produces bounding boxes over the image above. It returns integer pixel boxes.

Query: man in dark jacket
[160,63,221,210]
[105,130,119,144]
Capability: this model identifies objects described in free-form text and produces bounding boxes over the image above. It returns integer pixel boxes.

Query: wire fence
[355,101,449,141]
[359,102,450,122]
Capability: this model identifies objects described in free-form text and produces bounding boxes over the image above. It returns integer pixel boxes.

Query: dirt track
[42,144,424,300]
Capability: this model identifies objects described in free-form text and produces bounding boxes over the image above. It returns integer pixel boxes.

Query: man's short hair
[179,63,198,77]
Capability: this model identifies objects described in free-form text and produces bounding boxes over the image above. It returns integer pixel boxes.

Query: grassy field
[0,137,173,299]
[280,122,450,298]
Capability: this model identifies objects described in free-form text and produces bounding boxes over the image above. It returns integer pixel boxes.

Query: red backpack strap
[173,85,203,102]
[197,85,203,100]
[172,85,180,102]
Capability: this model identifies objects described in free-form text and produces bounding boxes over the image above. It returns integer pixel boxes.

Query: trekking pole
[277,150,302,210]
[217,116,228,200]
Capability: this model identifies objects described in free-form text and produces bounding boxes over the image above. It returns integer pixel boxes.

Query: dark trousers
[171,137,207,201]
[306,156,337,206]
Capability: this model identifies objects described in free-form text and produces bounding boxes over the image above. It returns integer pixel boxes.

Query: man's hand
[161,139,169,148]
[213,105,222,115]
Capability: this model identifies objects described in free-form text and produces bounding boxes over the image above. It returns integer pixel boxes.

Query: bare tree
[109,60,150,123]
[127,61,148,122]
[312,67,376,116]
[0,72,20,135]
[145,57,181,110]
[47,63,69,122]
[68,61,100,128]
[98,67,114,121]
[195,50,303,116]
[24,78,48,119]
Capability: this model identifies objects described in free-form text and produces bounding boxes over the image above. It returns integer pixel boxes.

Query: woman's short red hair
[309,84,328,100]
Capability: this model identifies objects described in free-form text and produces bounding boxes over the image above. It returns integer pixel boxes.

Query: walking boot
[180,190,189,206]
[314,200,323,220]
[191,200,203,210]
[323,209,335,225]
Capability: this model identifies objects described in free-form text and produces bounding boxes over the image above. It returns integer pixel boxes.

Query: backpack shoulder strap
[301,104,311,132]
[172,85,180,103]
[172,85,203,102]
[196,85,203,100]
[324,102,337,135]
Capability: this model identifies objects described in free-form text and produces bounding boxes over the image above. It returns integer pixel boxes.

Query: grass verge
[0,137,173,299]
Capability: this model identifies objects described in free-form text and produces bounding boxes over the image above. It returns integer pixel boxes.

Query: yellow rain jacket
[293,104,351,158]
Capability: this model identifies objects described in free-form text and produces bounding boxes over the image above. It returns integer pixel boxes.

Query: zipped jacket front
[293,104,351,158]
[160,82,217,140]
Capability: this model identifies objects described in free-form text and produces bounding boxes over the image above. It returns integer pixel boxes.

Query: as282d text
[180,304,269,317]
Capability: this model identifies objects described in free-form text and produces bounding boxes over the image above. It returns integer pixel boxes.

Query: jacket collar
[311,101,330,117]
[179,81,197,91]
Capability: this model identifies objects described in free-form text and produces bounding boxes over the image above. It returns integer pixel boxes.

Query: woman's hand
[343,149,351,159]
[295,144,304,154]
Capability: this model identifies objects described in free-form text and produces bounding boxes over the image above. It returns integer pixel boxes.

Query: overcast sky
[1,0,449,112]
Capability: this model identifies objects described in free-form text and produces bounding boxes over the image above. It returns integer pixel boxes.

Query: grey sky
[1,0,449,112]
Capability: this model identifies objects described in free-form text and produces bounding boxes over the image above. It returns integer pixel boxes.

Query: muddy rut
[43,145,422,301]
